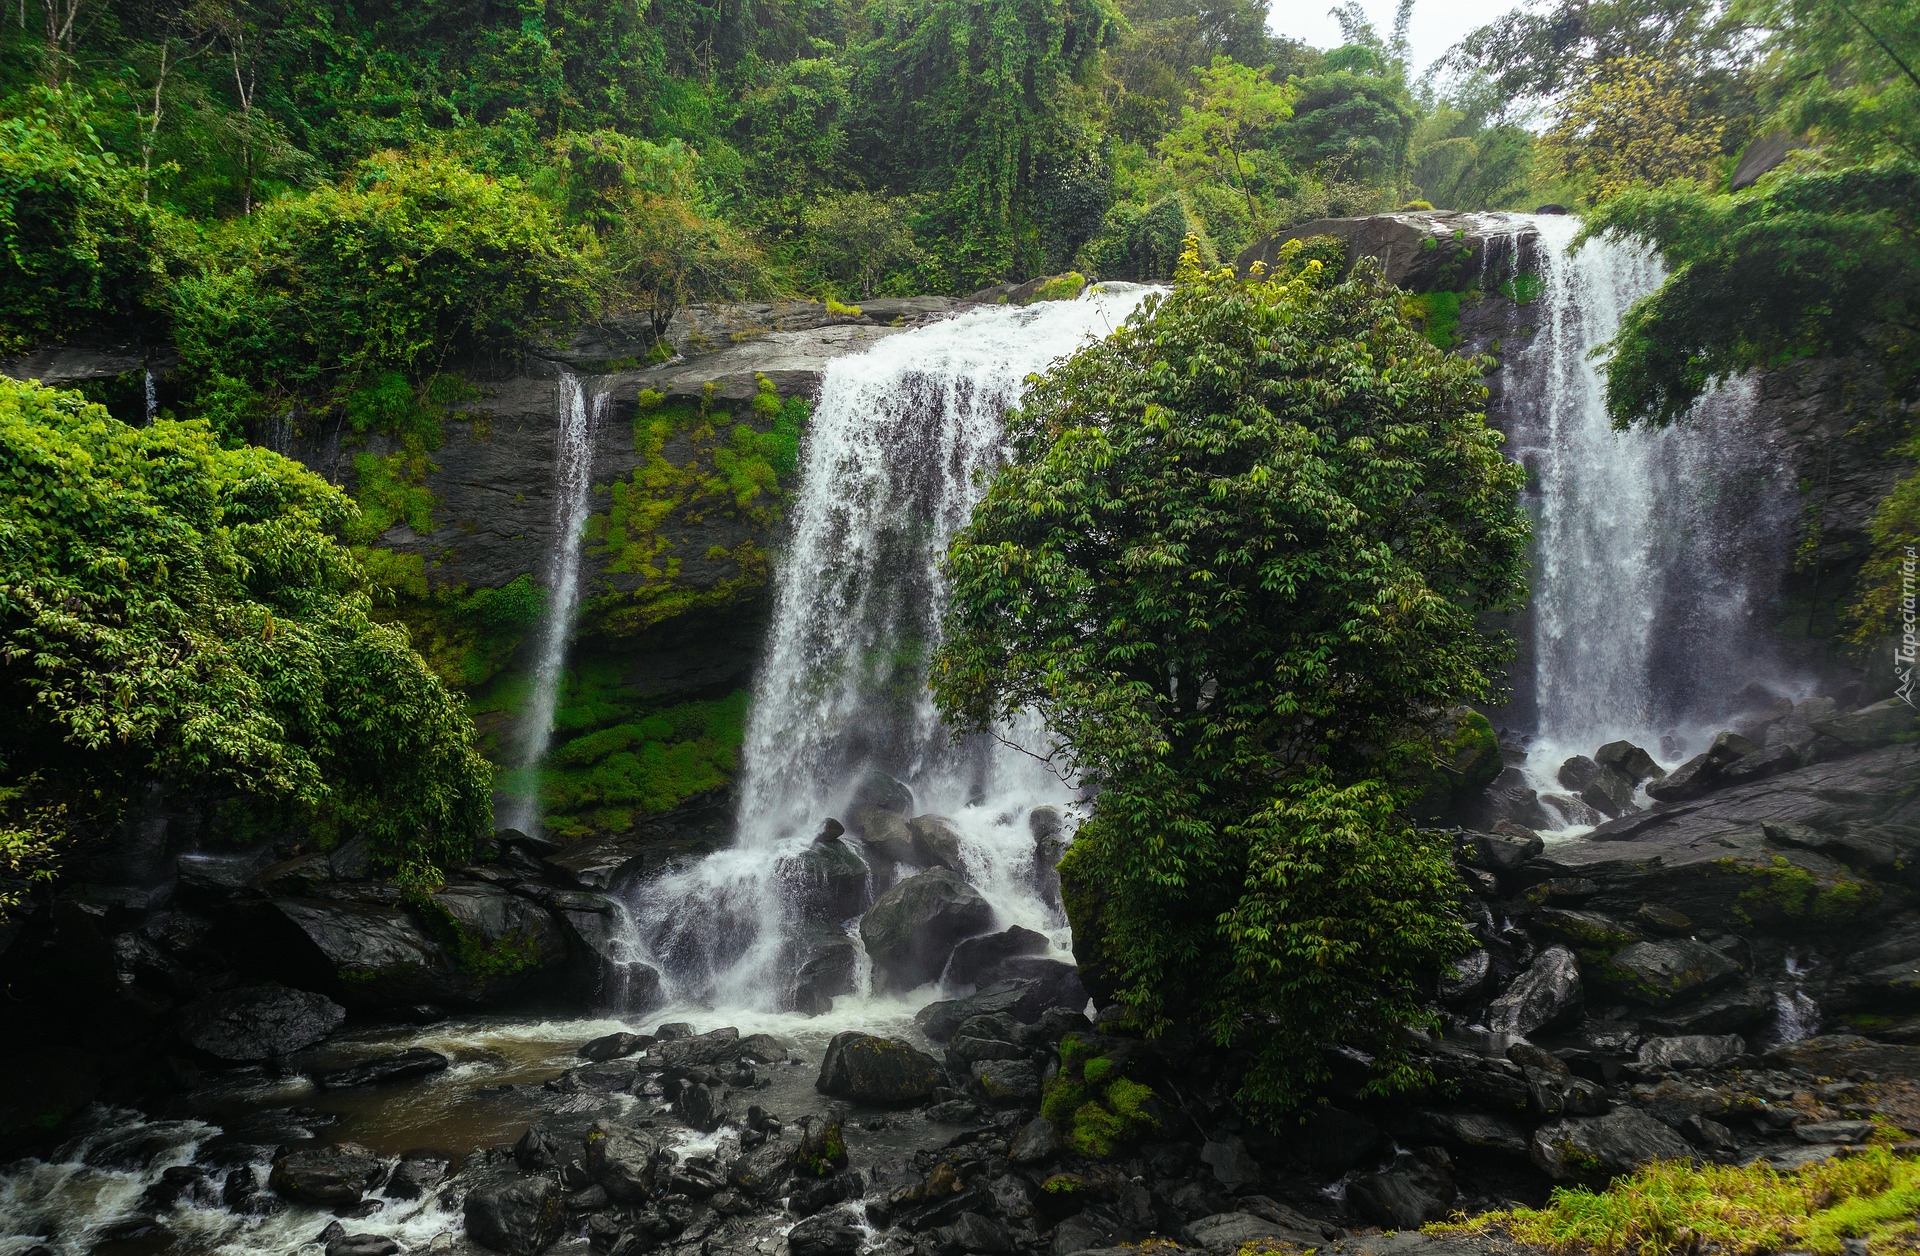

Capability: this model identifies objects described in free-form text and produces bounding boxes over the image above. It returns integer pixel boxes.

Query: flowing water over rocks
[619,285,1156,1015]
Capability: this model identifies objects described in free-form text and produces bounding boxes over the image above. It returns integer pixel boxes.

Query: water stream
[504,369,608,834]
[1502,215,1799,822]
[620,284,1157,1013]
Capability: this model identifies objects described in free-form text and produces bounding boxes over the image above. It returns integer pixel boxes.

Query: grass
[1440,1147,1920,1256]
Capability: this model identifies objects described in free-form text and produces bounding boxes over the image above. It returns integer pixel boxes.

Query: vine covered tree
[930,242,1529,1114]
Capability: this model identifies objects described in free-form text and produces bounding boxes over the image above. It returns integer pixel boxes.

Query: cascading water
[1503,215,1799,816]
[504,369,608,834]
[620,285,1157,1013]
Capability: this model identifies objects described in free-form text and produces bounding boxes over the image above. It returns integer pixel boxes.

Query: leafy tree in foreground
[0,379,492,921]
[931,245,1529,1115]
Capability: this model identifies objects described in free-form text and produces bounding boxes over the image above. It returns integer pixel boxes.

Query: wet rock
[1201,1134,1262,1192]
[515,1125,567,1173]
[906,814,967,873]
[933,1211,1014,1255]
[1031,805,1069,908]
[1601,940,1742,1006]
[1637,1034,1745,1070]
[971,1059,1041,1105]
[1596,741,1666,783]
[223,1165,275,1214]
[1348,1160,1454,1230]
[948,926,1051,986]
[253,852,338,897]
[1011,1117,1061,1165]
[551,901,664,1010]
[585,1122,672,1200]
[1441,949,1491,1003]
[788,1207,865,1256]
[1236,211,1540,293]
[791,924,860,1016]
[1524,1068,1609,1117]
[1635,904,1694,935]
[1795,1119,1876,1144]
[326,1234,399,1256]
[1465,827,1544,881]
[1531,1108,1693,1181]
[545,1062,638,1094]
[1472,768,1557,833]
[816,1031,945,1103]
[651,1026,741,1069]
[579,1032,652,1062]
[1646,732,1765,802]
[852,770,915,817]
[857,809,921,868]
[786,835,872,924]
[1411,1110,1530,1156]
[860,868,994,991]
[1581,765,1640,819]
[386,1150,452,1199]
[1558,756,1601,792]
[675,1081,730,1131]
[1488,945,1584,1036]
[311,1048,449,1089]
[916,981,1037,1041]
[738,1032,786,1063]
[176,986,346,1062]
[654,1021,696,1039]
[464,1172,566,1256]
[175,850,276,905]
[1813,698,1917,747]
[269,1144,386,1207]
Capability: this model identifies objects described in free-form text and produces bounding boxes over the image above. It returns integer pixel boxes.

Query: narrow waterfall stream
[1503,215,1798,823]
[619,284,1157,1015]
[504,369,608,834]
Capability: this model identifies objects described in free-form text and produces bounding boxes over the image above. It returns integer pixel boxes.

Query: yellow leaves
[1542,55,1726,204]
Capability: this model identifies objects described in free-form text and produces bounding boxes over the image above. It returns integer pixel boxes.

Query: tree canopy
[930,243,1528,1113]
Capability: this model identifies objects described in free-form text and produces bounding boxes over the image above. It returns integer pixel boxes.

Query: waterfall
[619,285,1157,1013]
[504,369,607,834]
[1504,215,1798,805]
[143,368,157,423]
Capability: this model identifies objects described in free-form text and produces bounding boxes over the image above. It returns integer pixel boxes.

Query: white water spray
[621,285,1157,1013]
[1505,216,1796,813]
[505,369,607,834]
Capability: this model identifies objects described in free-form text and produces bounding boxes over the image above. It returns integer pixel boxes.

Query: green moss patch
[1039,1035,1161,1158]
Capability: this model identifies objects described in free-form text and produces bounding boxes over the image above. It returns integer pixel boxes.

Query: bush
[931,243,1528,1117]
[0,378,491,915]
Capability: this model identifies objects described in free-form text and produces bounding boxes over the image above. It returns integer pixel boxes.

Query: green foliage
[1283,69,1417,188]
[1038,1042,1161,1157]
[0,90,161,354]
[0,379,490,913]
[1408,289,1464,350]
[931,250,1526,1116]
[171,149,591,406]
[1078,194,1216,281]
[1445,1146,1920,1256]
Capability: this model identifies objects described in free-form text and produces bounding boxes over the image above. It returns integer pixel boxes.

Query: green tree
[1156,56,1294,216]
[1282,63,1417,191]
[0,378,492,921]
[1540,53,1726,203]
[930,243,1528,1115]
[0,90,162,354]
[802,190,924,297]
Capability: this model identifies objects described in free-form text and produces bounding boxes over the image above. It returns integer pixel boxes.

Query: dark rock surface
[176,986,345,1062]
[860,868,995,991]
[816,1031,946,1104]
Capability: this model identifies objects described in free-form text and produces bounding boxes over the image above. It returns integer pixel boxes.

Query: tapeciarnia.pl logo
[1900,544,1917,708]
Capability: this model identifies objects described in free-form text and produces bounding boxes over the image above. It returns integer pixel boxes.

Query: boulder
[1581,765,1640,819]
[738,1033,786,1063]
[675,1081,730,1131]
[1488,946,1584,1036]
[174,850,275,905]
[550,897,664,1010]
[584,1122,671,1200]
[948,926,1052,986]
[1812,699,1917,748]
[268,1145,385,1207]
[427,884,571,995]
[1411,1110,1530,1156]
[1201,1135,1262,1192]
[651,1026,741,1069]
[935,1212,1015,1255]
[788,1207,865,1256]
[177,986,346,1062]
[860,868,994,991]
[464,1172,566,1256]
[970,1059,1042,1104]
[1646,732,1762,802]
[1011,1117,1062,1165]
[1641,984,1773,1036]
[1636,1035,1745,1070]
[1601,940,1741,1006]
[1558,756,1601,792]
[539,833,652,892]
[916,981,1035,1041]
[1596,741,1666,784]
[815,1031,945,1103]
[792,925,860,1015]
[1532,1108,1694,1181]
[326,1234,399,1256]
[1001,957,1089,1018]
[1440,949,1491,1003]
[851,770,915,816]
[579,1032,652,1062]
[855,808,920,867]
[907,814,968,873]
[1031,805,1070,908]
[784,836,871,924]
[1235,211,1538,293]
[252,852,337,897]
[249,898,459,1008]
[1348,1161,1454,1230]
[1298,1106,1379,1174]
[1186,1210,1325,1253]
[310,1048,449,1089]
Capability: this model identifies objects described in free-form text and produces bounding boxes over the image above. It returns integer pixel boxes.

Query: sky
[1265,0,1524,78]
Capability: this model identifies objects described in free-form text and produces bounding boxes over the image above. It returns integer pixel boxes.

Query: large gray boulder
[463,1172,565,1255]
[1600,939,1742,1006]
[948,926,1051,986]
[1531,1108,1694,1181]
[907,815,966,872]
[584,1122,672,1200]
[176,986,345,1062]
[269,1144,385,1207]
[650,1026,741,1069]
[860,868,994,991]
[783,835,871,924]
[1487,945,1584,1036]
[1235,211,1537,293]
[791,925,859,1015]
[815,1031,945,1104]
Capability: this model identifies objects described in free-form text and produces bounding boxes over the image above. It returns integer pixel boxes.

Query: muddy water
[0,998,955,1256]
